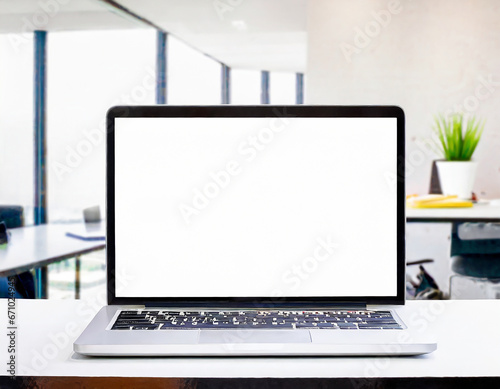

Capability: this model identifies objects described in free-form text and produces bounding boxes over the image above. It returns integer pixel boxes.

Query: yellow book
[407,195,473,208]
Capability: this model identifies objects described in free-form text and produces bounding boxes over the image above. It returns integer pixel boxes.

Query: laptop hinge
[144,302,368,309]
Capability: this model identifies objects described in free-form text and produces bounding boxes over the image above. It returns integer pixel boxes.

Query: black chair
[0,206,35,299]
[0,206,24,228]
[449,222,500,299]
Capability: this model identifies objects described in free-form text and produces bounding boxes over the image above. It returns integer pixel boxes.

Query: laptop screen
[108,106,405,305]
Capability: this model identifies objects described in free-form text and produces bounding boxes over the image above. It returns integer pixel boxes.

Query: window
[47,29,156,222]
[0,34,34,225]
[231,69,261,104]
[270,71,296,105]
[168,35,221,104]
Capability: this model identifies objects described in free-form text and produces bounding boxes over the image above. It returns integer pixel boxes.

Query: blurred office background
[1,0,499,299]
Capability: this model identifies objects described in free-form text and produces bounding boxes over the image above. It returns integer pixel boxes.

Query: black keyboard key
[344,317,362,322]
[270,322,294,328]
[118,315,146,320]
[381,324,403,329]
[315,323,338,329]
[295,323,318,329]
[112,325,132,330]
[158,323,179,329]
[116,320,152,325]
[337,323,358,329]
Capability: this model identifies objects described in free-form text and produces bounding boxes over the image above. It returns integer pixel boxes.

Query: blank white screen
[114,117,398,298]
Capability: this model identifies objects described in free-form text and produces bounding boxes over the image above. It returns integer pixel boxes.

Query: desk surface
[1,299,499,379]
[406,204,500,222]
[0,223,105,276]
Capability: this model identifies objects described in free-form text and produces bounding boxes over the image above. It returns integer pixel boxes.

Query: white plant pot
[436,160,478,199]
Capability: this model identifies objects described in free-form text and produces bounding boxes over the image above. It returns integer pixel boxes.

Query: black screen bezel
[107,105,405,307]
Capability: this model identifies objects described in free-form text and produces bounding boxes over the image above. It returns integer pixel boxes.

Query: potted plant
[433,113,485,199]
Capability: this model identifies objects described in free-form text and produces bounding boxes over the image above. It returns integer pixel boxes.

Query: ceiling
[0,0,144,33]
[0,0,307,72]
[115,0,307,72]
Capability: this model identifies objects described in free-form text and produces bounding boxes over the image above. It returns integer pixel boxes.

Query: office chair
[0,206,36,299]
[0,206,24,228]
[83,205,101,223]
[449,222,500,299]
[406,259,444,299]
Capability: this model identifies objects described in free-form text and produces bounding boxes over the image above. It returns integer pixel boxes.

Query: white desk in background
[0,299,498,387]
[0,223,105,299]
[406,204,500,294]
[406,204,500,223]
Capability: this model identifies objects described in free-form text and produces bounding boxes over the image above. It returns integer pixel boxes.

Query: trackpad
[199,330,311,344]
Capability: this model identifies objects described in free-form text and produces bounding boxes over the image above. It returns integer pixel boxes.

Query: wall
[306,0,500,198]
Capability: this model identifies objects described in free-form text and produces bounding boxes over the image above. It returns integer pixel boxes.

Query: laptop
[74,105,437,356]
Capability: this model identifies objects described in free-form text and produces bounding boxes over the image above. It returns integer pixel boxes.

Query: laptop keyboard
[111,310,402,330]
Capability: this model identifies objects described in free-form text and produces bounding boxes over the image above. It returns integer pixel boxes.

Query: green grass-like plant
[433,113,485,161]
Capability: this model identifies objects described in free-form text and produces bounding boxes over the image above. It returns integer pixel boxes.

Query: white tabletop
[2,299,499,378]
[0,223,105,276]
[406,204,500,222]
